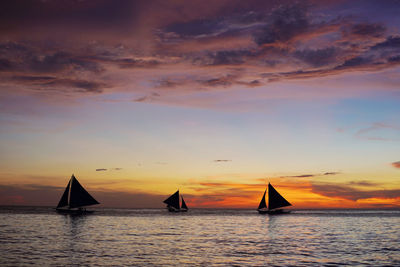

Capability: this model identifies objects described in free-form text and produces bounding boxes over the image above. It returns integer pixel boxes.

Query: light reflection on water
[0,208,399,266]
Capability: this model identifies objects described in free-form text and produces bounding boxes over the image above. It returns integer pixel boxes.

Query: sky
[0,0,400,209]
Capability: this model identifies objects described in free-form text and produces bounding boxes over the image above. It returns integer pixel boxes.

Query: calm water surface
[0,207,399,266]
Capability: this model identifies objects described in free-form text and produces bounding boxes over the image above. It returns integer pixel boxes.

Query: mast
[68,174,73,207]
[257,189,267,210]
[268,183,291,210]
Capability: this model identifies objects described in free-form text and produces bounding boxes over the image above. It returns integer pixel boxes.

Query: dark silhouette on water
[257,183,291,214]
[56,174,99,214]
[163,190,188,212]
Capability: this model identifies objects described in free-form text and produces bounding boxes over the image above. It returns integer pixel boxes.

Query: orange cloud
[184,177,400,209]
[392,161,400,169]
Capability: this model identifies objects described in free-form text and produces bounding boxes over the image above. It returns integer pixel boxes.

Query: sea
[0,207,399,266]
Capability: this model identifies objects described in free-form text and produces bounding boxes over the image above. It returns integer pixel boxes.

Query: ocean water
[0,207,399,266]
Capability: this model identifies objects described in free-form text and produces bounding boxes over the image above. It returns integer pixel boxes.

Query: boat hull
[257,209,291,215]
[55,208,94,215]
[167,206,188,212]
[167,206,180,212]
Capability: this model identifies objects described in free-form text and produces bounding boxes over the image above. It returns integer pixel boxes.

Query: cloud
[355,122,400,141]
[348,180,380,187]
[254,3,309,46]
[0,1,400,107]
[96,168,123,172]
[213,159,232,162]
[283,174,315,178]
[194,50,257,66]
[6,75,106,94]
[349,23,386,38]
[392,161,400,169]
[294,47,338,67]
[323,172,340,176]
[163,18,223,38]
[0,184,65,206]
[311,182,400,201]
[371,36,400,50]
[280,172,340,178]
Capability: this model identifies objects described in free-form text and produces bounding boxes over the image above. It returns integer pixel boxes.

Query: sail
[69,175,99,208]
[257,189,267,210]
[163,190,180,210]
[268,183,291,210]
[56,179,70,208]
[181,196,188,210]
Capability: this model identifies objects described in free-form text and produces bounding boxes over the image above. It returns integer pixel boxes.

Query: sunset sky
[1,0,400,208]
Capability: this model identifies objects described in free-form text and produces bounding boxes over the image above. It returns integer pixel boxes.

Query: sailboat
[163,190,188,212]
[55,174,99,214]
[257,183,291,214]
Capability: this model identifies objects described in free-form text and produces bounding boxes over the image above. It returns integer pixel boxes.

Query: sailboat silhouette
[56,174,99,214]
[163,190,188,212]
[257,183,291,214]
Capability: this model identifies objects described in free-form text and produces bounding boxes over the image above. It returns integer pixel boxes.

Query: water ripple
[0,208,399,266]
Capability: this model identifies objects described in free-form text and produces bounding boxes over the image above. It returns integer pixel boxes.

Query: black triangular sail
[257,189,267,210]
[68,175,99,208]
[163,190,180,210]
[181,196,188,210]
[268,183,291,210]
[57,179,70,208]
